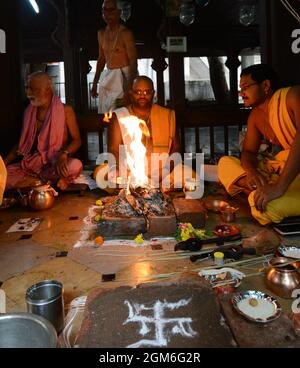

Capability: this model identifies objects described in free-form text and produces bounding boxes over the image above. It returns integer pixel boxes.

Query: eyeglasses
[102,7,118,13]
[239,82,259,93]
[132,89,154,96]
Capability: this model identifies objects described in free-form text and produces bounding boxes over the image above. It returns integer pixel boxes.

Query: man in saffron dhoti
[91,0,138,114]
[95,76,194,192]
[4,72,83,191]
[218,64,300,225]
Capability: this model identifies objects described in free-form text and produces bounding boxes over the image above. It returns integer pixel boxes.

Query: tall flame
[118,115,149,189]
[103,110,113,123]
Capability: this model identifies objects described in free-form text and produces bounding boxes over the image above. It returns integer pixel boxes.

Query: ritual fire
[96,113,206,237]
[96,113,177,237]
[118,114,149,190]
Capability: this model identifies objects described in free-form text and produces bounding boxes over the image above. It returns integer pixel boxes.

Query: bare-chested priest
[91,0,138,113]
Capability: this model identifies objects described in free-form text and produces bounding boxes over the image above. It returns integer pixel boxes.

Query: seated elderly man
[218,64,300,225]
[95,76,198,193]
[4,72,82,191]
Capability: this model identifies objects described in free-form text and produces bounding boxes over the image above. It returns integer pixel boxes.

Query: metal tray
[231,290,282,323]
[201,270,242,288]
[278,246,300,260]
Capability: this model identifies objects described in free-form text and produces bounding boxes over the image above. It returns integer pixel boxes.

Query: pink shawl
[18,96,65,173]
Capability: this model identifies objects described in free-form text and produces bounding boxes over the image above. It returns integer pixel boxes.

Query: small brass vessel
[266,257,300,299]
[28,184,55,210]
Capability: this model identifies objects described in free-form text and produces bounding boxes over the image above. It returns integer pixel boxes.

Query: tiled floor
[0,186,297,339]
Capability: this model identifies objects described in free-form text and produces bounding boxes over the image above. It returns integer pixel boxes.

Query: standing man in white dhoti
[91,0,138,114]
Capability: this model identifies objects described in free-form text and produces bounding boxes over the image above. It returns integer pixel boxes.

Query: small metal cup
[220,206,238,222]
[26,280,64,333]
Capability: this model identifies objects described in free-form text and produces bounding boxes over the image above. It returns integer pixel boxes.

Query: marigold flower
[94,236,104,246]
[134,233,144,244]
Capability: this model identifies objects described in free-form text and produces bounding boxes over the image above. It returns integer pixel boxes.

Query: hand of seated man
[56,152,69,178]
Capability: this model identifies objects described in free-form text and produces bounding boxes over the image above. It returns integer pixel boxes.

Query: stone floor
[0,183,299,346]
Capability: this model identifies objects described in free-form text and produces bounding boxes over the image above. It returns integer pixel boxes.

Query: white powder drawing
[123,298,197,348]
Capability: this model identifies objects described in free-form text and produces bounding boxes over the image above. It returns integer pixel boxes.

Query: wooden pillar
[225,52,241,104]
[151,52,168,106]
[78,50,90,113]
[207,56,231,105]
[168,53,185,109]
[260,0,300,86]
[259,0,273,65]
[62,0,83,111]
[0,0,23,156]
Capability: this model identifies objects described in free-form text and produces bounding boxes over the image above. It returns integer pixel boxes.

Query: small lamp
[239,5,256,26]
[119,1,132,22]
[179,0,196,26]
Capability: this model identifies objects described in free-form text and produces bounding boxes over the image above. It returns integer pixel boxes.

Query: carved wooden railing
[77,106,250,165]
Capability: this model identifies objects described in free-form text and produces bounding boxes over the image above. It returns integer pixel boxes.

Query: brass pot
[266,257,300,299]
[220,206,239,222]
[28,184,55,210]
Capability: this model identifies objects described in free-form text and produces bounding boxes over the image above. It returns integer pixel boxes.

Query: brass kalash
[266,257,300,299]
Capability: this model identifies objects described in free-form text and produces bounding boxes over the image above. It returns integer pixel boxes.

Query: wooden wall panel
[261,0,300,86]
[0,0,23,156]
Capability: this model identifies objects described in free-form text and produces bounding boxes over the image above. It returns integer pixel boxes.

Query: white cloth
[98,66,130,114]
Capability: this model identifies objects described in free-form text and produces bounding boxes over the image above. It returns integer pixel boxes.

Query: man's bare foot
[236,176,248,188]
[16,177,42,189]
[235,176,252,195]
[57,178,69,191]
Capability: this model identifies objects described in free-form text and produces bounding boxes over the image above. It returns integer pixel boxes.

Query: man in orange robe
[218,64,300,224]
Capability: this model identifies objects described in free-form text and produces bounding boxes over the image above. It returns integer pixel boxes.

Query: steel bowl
[0,313,57,348]
[278,246,300,260]
[231,290,282,323]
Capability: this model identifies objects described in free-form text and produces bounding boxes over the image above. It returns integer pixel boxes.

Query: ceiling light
[28,0,39,14]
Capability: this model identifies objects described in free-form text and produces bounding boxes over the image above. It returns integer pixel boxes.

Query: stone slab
[218,293,300,347]
[173,198,207,228]
[97,195,177,237]
[77,274,236,348]
[147,213,177,237]
[97,216,146,237]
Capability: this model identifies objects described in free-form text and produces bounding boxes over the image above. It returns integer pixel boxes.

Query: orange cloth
[149,104,176,153]
[218,156,247,196]
[268,87,296,150]
[218,152,300,225]
[0,155,7,205]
